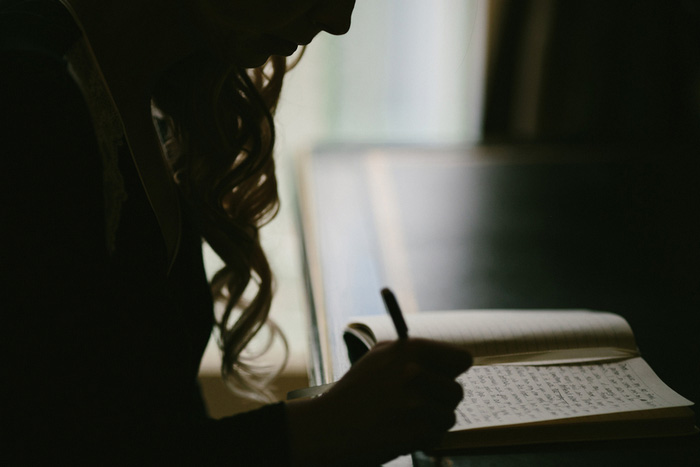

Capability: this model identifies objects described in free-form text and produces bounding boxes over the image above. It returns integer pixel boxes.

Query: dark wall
[484,0,700,145]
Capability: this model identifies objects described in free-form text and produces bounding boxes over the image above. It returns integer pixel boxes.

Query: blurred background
[199,0,700,416]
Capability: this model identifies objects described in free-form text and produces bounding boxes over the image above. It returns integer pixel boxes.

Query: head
[194,0,356,67]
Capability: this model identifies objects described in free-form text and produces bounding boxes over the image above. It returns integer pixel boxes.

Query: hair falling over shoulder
[152,51,291,401]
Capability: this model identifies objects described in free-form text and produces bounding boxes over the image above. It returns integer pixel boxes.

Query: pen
[381,287,408,340]
[287,288,407,400]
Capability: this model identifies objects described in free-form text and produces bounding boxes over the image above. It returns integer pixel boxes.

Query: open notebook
[343,310,697,450]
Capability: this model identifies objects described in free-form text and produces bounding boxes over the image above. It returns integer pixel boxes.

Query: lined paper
[452,357,693,430]
[346,310,638,364]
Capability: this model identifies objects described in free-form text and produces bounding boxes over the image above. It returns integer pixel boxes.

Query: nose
[311,0,356,36]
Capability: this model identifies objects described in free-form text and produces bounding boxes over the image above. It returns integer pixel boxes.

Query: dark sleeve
[1,49,291,466]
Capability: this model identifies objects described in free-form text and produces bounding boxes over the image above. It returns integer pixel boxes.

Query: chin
[235,37,297,68]
[234,45,288,68]
[239,55,271,68]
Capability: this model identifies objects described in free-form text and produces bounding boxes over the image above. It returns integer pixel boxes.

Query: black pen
[288,288,407,400]
[381,287,409,340]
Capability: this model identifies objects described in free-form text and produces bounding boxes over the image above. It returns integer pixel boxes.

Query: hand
[286,338,472,466]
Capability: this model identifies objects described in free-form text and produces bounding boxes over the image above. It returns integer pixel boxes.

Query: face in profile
[198,0,356,67]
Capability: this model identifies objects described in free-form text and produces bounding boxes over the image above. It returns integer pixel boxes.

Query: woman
[1,0,472,465]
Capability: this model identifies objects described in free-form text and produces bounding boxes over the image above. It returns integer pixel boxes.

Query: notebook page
[347,310,638,363]
[451,357,693,430]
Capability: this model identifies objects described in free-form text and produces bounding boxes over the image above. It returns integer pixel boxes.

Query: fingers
[377,338,473,378]
[413,338,473,376]
[378,339,470,448]
[306,337,470,463]
[415,371,464,410]
[397,376,462,449]
[403,364,464,421]
[385,357,465,445]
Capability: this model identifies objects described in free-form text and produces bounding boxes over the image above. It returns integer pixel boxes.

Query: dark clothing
[1,1,289,464]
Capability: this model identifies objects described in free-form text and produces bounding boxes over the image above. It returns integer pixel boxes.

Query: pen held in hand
[288,287,407,401]
[381,287,408,340]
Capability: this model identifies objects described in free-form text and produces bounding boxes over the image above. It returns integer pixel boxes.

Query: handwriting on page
[453,358,690,430]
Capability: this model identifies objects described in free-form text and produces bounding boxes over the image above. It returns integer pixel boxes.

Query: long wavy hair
[152,46,290,400]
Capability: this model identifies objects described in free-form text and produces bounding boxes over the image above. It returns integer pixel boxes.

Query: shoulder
[1,0,81,103]
[1,0,81,99]
[1,0,98,160]
[0,0,80,54]
[1,3,103,230]
[1,0,88,137]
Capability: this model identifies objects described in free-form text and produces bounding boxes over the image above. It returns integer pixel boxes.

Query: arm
[1,48,289,465]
